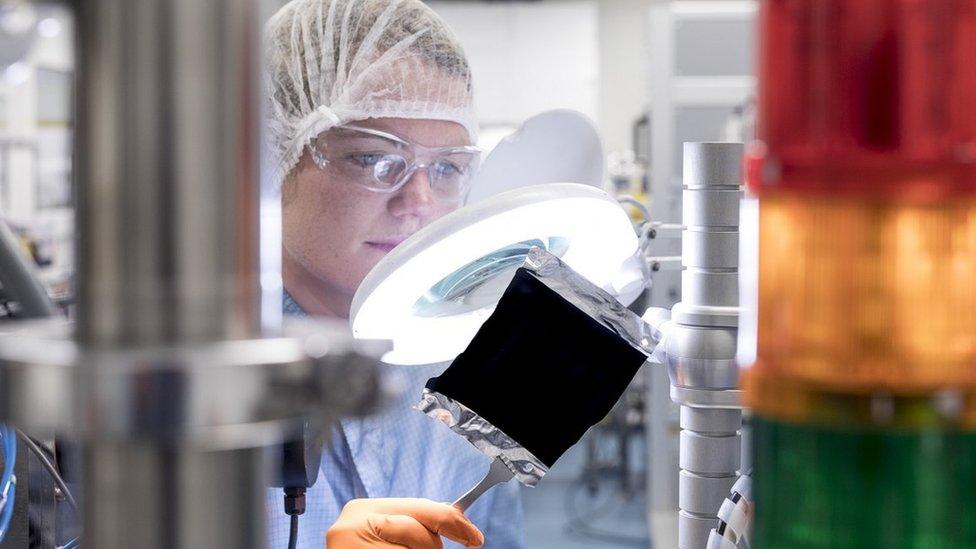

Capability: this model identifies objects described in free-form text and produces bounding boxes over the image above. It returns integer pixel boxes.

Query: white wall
[597,0,652,154]
[429,0,655,162]
[428,1,601,128]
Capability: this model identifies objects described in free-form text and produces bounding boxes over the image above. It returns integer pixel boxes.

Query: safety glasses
[309,125,482,203]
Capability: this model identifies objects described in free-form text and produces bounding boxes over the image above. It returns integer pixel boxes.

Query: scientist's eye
[348,153,387,168]
[372,155,408,187]
[432,159,465,179]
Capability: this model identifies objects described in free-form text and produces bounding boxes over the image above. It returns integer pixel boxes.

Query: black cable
[284,486,306,549]
[288,514,298,549]
[16,431,78,512]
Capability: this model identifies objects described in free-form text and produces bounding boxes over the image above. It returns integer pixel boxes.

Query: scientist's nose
[389,166,438,219]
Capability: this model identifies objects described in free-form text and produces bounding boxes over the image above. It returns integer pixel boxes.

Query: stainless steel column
[74,1,266,547]
[75,0,261,347]
[84,444,264,548]
[666,142,743,549]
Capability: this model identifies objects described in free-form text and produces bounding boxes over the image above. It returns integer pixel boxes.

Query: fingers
[366,513,443,549]
[408,505,483,548]
[352,499,484,547]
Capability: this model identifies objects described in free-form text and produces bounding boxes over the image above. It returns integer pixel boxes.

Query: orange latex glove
[326,498,485,548]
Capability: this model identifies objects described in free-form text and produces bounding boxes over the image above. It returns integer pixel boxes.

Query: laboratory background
[0,0,973,548]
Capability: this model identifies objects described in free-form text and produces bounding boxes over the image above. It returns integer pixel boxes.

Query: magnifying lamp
[466,109,606,204]
[350,182,642,365]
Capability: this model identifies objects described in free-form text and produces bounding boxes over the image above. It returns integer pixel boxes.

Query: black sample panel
[426,268,647,467]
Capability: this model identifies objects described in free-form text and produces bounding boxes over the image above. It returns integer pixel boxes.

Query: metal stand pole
[666,142,743,549]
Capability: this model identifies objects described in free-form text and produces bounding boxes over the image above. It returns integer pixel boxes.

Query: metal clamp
[0,319,389,449]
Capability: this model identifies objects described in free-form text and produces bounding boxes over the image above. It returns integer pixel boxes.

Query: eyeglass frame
[307,124,483,201]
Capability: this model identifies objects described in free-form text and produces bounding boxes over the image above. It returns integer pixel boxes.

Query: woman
[264,1,525,547]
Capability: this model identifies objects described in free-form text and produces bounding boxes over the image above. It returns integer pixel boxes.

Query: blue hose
[0,425,17,541]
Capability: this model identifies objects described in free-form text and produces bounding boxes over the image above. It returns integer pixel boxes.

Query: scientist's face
[282,117,471,317]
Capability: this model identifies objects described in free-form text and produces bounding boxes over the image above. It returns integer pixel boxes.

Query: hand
[326,498,485,548]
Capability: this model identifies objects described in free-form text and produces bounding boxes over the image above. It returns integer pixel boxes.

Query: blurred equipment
[722,97,755,145]
[744,1,976,546]
[0,2,386,549]
[0,2,37,69]
[607,148,648,223]
[0,219,53,320]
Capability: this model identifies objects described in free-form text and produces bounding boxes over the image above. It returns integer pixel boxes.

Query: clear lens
[373,155,409,189]
[428,151,480,200]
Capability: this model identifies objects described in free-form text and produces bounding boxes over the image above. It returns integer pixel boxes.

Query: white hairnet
[266,0,477,185]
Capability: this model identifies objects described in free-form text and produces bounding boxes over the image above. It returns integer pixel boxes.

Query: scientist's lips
[364,237,408,253]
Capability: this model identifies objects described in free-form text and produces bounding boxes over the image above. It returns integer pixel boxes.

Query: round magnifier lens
[413,237,570,317]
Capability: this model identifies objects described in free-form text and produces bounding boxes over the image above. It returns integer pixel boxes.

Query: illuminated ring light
[351,183,638,365]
